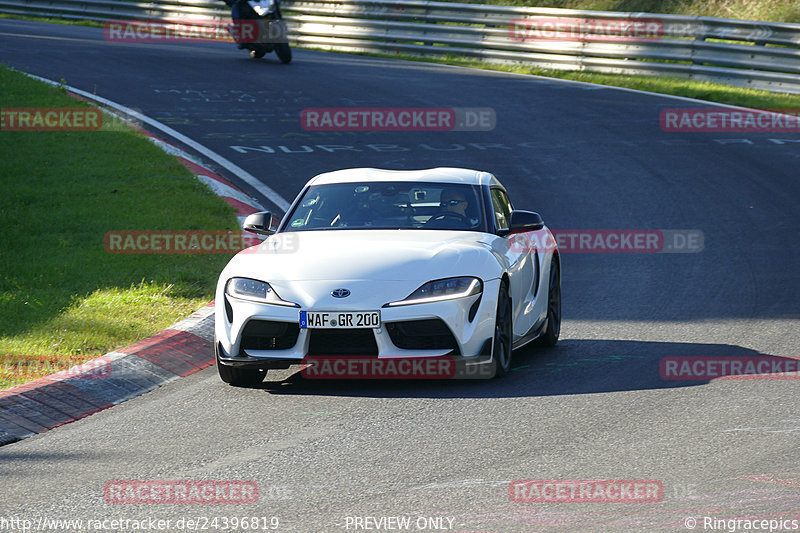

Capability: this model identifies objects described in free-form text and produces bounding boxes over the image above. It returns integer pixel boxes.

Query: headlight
[225,277,298,307]
[385,277,482,307]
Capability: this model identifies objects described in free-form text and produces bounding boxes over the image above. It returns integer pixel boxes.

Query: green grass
[0,65,238,388]
[0,13,102,27]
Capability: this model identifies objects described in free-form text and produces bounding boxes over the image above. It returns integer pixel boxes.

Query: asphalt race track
[2,18,800,532]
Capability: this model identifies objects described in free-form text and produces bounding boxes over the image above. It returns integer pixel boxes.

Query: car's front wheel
[216,342,266,386]
[492,280,513,378]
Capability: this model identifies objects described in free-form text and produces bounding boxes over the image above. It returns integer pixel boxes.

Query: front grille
[307,329,378,356]
[385,319,459,354]
[241,320,299,351]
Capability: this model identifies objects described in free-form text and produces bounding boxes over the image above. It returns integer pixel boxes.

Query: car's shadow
[241,339,795,399]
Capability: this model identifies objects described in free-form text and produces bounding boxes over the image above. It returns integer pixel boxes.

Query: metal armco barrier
[3,0,800,94]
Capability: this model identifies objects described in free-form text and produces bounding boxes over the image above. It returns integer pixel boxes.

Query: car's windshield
[281,181,487,232]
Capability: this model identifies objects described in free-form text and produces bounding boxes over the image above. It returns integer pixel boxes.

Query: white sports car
[214,167,561,385]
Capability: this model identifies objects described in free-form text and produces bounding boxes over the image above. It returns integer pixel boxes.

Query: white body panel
[214,168,558,367]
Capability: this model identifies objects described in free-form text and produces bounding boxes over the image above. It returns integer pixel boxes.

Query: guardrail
[3,0,800,94]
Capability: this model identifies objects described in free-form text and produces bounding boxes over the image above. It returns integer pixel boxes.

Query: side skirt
[512,316,547,350]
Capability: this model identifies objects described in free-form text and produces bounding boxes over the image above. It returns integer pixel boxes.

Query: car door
[490,188,538,341]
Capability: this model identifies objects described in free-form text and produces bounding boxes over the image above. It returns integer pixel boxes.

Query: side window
[490,188,512,231]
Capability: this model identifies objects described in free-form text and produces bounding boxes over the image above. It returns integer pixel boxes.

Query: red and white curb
[1,75,275,446]
[0,306,216,446]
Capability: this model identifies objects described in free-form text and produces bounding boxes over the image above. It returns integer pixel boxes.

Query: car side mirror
[508,210,544,232]
[243,211,277,235]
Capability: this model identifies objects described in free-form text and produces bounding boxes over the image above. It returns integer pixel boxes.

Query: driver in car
[425,189,474,229]
[440,190,469,217]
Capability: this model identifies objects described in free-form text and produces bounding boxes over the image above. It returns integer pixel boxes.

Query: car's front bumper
[215,278,502,371]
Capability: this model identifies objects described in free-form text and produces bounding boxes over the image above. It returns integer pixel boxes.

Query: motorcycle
[224,0,292,63]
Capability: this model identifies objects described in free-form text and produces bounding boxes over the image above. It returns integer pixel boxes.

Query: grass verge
[0,13,102,27]
[0,65,237,389]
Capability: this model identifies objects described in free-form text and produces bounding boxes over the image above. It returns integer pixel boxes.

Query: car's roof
[306,167,503,188]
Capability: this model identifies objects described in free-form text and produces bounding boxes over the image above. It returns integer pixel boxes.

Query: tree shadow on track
[244,339,795,399]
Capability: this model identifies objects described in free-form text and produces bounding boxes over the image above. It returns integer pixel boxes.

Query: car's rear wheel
[216,341,266,386]
[275,43,292,64]
[492,281,513,378]
[537,255,561,346]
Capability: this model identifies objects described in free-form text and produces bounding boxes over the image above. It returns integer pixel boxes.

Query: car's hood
[223,229,502,282]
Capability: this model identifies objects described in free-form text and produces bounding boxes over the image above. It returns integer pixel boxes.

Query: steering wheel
[427,211,469,226]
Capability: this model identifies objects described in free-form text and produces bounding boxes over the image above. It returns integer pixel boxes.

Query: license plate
[299,311,380,329]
